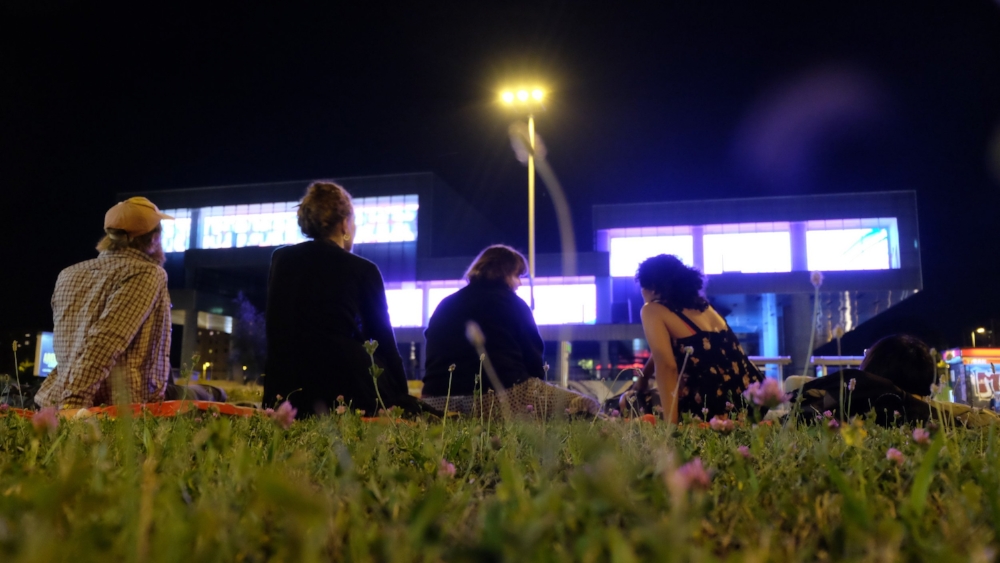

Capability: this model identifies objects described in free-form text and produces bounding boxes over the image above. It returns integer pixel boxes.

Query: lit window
[806,228,890,271]
[427,286,462,319]
[608,236,694,277]
[703,232,791,274]
[161,209,192,253]
[385,288,424,327]
[515,283,597,325]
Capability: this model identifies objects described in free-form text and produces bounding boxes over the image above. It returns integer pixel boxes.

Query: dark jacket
[789,368,931,426]
[422,279,544,396]
[264,240,408,416]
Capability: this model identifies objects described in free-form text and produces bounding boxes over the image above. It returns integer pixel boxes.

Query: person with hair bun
[264,181,430,417]
[422,245,600,417]
[627,254,764,422]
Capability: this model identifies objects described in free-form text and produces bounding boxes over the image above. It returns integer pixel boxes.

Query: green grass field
[0,407,997,562]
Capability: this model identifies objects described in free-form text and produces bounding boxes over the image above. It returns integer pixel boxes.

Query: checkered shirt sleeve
[34,249,172,409]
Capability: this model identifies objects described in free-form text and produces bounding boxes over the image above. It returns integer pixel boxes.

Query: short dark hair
[635,254,709,311]
[860,334,936,396]
[465,245,527,284]
[297,181,353,240]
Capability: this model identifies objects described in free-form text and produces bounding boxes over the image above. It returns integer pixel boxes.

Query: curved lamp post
[500,88,545,308]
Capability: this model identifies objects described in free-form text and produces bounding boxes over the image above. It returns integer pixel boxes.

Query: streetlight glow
[501,91,514,104]
[531,89,544,101]
[517,90,529,101]
[977,327,986,334]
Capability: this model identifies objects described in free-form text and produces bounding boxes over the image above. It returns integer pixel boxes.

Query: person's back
[423,278,542,396]
[35,197,174,409]
[263,181,409,417]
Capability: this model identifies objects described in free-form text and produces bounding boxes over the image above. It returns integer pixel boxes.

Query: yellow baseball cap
[104,197,174,238]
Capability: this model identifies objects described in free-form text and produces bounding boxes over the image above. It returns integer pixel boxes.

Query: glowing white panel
[427,287,462,318]
[703,232,791,274]
[515,284,597,325]
[385,288,424,327]
[353,195,419,244]
[609,236,694,277]
[201,211,305,249]
[161,217,192,253]
[806,228,890,271]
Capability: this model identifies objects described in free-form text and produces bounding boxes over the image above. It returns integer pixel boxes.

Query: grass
[0,408,998,562]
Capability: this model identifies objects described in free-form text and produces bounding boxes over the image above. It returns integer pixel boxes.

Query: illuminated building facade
[127,176,920,382]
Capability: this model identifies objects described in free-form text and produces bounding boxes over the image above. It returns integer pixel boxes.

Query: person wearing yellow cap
[34,197,176,409]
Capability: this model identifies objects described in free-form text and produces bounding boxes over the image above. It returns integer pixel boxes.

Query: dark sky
[3,1,1000,341]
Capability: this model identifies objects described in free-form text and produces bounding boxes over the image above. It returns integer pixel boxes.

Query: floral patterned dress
[667,307,764,419]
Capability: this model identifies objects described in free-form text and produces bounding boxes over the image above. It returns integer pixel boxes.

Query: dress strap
[669,307,701,333]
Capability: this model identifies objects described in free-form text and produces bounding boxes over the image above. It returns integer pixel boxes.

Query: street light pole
[500,86,545,309]
[527,113,535,309]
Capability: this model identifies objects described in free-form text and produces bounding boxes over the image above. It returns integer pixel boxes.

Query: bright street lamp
[972,327,986,347]
[500,87,546,307]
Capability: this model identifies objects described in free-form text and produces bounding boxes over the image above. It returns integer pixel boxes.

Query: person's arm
[63,270,165,408]
[640,303,679,422]
[633,357,655,392]
[359,264,408,398]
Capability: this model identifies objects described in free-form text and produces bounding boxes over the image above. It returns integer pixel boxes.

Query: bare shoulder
[640,300,669,320]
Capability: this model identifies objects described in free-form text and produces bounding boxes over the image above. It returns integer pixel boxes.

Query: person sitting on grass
[421,245,600,418]
[622,254,765,423]
[791,334,999,427]
[264,181,437,419]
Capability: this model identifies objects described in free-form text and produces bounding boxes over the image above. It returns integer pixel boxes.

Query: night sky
[3,1,1000,345]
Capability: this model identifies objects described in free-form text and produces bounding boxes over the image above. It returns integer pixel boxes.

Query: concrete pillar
[557,341,571,388]
[599,340,611,380]
[784,293,815,377]
[691,225,705,272]
[759,293,780,379]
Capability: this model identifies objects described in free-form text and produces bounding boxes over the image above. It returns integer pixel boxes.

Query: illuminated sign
[161,195,419,252]
[703,231,791,274]
[608,236,694,277]
[389,278,598,328]
[604,218,900,275]
[806,228,890,271]
[385,288,424,327]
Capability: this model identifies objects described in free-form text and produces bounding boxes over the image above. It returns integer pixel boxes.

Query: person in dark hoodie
[422,245,599,418]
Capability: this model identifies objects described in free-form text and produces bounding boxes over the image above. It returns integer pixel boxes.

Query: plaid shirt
[34,248,172,408]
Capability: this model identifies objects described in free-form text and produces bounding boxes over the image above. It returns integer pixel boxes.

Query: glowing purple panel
[515,284,597,325]
[608,236,694,277]
[384,288,424,327]
[703,232,791,274]
[806,228,890,271]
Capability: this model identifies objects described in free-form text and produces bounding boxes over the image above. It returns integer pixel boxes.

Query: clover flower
[827,418,840,430]
[737,445,752,459]
[336,395,344,403]
[268,401,297,429]
[810,271,824,289]
[335,405,347,415]
[847,378,857,392]
[725,401,734,412]
[438,459,456,478]
[823,410,834,419]
[709,416,734,433]
[525,404,534,413]
[912,428,930,445]
[701,407,709,418]
[886,448,905,466]
[610,409,620,418]
[671,458,712,491]
[0,404,9,413]
[32,406,59,435]
[742,379,789,409]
